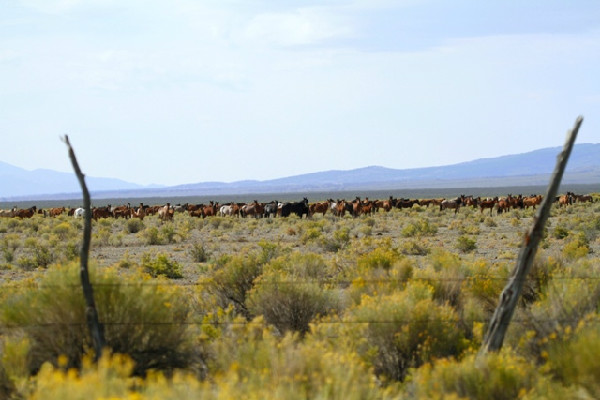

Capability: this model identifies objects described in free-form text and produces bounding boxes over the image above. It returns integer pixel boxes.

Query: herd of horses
[0,192,594,221]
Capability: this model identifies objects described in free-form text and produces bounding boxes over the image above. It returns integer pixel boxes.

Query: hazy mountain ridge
[2,143,600,201]
[0,161,159,199]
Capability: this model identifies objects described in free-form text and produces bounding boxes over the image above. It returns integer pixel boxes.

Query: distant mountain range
[2,143,600,201]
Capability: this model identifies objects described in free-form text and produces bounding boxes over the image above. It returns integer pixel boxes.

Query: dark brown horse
[479,197,497,215]
[440,197,463,214]
[15,206,37,219]
[309,201,330,217]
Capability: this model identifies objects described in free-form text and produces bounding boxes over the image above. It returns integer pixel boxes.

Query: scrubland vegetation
[1,196,600,399]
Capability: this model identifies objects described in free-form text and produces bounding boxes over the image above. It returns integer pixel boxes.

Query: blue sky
[1,1,599,186]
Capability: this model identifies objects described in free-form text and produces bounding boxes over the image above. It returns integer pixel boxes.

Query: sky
[1,0,599,187]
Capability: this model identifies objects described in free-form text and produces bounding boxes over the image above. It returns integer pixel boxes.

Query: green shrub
[247,252,339,335]
[399,239,430,255]
[462,261,509,313]
[348,258,414,304]
[15,243,54,270]
[347,282,466,381]
[248,277,338,335]
[506,263,600,362]
[483,217,497,227]
[319,227,351,252]
[401,218,437,237]
[126,219,144,234]
[141,252,183,279]
[203,253,264,319]
[189,242,210,263]
[161,224,177,244]
[456,235,476,253]
[406,350,570,399]
[357,247,399,272]
[264,252,332,282]
[93,227,111,247]
[53,222,74,240]
[562,232,590,260]
[257,240,287,264]
[546,316,600,398]
[0,263,197,376]
[300,227,322,244]
[552,225,569,239]
[140,226,162,245]
[210,325,388,400]
[1,234,19,263]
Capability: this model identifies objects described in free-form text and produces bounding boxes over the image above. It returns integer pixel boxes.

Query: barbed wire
[2,275,600,291]
[0,316,596,330]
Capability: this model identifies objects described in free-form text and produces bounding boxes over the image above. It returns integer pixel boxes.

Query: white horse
[73,207,85,218]
[219,204,233,217]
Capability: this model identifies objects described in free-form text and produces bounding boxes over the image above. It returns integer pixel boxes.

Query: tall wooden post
[479,116,583,355]
[62,135,106,359]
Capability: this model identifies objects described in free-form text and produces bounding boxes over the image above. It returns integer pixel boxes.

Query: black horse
[280,198,309,218]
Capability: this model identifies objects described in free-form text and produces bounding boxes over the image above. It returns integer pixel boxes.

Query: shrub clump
[0,263,197,376]
[141,252,183,279]
[247,252,339,335]
[126,218,144,234]
[202,252,264,319]
[346,281,466,382]
[456,235,476,253]
[189,242,210,263]
[401,218,437,237]
[406,350,571,399]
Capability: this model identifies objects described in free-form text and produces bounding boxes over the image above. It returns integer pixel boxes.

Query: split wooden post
[62,135,106,360]
[479,116,584,355]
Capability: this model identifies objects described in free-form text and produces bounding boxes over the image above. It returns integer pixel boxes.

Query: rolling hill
[1,143,600,201]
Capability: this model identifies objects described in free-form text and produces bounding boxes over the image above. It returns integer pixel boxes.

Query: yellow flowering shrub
[345,282,467,381]
[406,350,575,400]
[0,262,197,376]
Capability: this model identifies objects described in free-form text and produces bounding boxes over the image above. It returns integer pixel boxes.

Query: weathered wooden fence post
[62,135,106,360]
[479,116,584,356]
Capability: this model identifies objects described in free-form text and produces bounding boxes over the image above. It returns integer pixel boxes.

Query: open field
[1,193,599,284]
[1,193,600,398]
[3,183,600,209]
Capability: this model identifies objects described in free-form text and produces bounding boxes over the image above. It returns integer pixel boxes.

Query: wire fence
[1,276,599,330]
[2,274,600,289]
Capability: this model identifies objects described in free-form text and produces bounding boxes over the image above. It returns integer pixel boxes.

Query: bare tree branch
[479,115,584,355]
[61,135,106,359]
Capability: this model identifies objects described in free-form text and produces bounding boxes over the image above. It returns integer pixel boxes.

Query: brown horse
[479,197,497,215]
[202,201,218,218]
[49,207,66,217]
[15,206,37,219]
[92,206,112,220]
[241,201,264,218]
[396,198,419,210]
[462,196,478,208]
[379,196,395,212]
[440,197,463,214]
[496,197,511,214]
[112,203,132,219]
[574,194,593,203]
[335,200,347,217]
[523,195,543,209]
[558,193,574,207]
[309,201,330,217]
